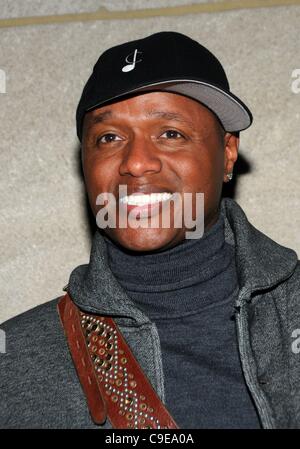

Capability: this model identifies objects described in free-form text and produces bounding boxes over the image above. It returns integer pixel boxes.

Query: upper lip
[118,185,173,199]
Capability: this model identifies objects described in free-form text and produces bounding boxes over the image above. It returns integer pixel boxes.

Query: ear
[223,133,239,182]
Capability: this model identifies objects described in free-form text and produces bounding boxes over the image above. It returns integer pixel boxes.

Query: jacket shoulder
[1,297,61,331]
[0,297,68,374]
[0,297,97,428]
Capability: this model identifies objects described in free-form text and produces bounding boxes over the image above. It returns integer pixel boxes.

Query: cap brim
[86,79,252,133]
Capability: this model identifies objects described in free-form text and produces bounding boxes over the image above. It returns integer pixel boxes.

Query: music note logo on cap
[122,49,143,73]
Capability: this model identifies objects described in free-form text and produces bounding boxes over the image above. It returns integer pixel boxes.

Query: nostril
[119,146,162,177]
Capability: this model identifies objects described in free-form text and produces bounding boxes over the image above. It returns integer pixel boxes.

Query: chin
[106,228,182,253]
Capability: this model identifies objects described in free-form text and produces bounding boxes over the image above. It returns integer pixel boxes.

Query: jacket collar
[221,198,298,294]
[68,197,298,321]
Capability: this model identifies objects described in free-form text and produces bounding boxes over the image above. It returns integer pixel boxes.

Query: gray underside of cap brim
[86,80,252,133]
[133,80,251,132]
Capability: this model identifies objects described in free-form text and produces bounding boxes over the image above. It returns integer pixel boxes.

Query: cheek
[176,150,224,197]
[84,154,112,187]
[83,159,113,212]
[173,154,209,193]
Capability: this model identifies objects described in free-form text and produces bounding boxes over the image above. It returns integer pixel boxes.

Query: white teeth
[120,193,172,206]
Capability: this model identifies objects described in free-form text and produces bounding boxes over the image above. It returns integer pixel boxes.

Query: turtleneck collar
[103,210,238,318]
[105,211,225,290]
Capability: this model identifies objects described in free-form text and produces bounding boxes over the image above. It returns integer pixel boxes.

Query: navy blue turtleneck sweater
[104,212,260,428]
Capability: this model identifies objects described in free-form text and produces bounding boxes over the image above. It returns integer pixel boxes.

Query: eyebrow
[147,110,196,130]
[90,110,113,125]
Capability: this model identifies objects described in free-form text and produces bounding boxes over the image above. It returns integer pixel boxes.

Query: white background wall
[1,1,300,323]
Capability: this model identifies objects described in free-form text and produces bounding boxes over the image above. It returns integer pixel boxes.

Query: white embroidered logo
[122,49,142,73]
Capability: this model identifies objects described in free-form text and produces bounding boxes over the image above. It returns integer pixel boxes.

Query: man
[1,31,300,429]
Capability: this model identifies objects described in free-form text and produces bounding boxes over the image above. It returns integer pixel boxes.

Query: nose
[119,134,162,177]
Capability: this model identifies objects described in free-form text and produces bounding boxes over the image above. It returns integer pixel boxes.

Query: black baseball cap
[76,31,252,141]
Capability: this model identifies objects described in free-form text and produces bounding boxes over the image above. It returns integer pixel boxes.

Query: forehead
[83,91,220,131]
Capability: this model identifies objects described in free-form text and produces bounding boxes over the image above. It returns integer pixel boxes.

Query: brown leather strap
[57,293,107,424]
[57,293,178,429]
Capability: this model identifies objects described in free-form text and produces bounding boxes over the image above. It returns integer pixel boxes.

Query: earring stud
[227,172,233,181]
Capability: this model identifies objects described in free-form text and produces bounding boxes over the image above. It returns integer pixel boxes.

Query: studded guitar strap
[57,293,178,429]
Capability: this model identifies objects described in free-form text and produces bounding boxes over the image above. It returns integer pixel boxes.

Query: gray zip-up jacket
[1,197,300,429]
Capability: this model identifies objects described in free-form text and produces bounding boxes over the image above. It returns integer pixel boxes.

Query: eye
[160,130,184,139]
[97,133,122,144]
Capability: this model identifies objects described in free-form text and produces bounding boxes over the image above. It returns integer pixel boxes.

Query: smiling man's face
[82,91,238,252]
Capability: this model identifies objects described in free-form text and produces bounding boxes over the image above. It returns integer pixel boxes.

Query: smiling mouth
[119,192,173,206]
